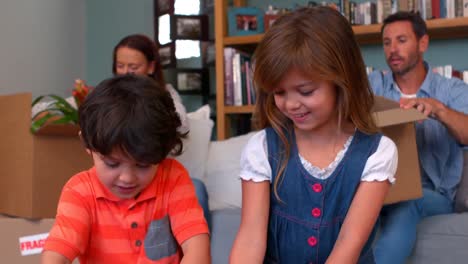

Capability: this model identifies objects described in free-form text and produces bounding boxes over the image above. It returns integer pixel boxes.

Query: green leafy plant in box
[30,79,90,133]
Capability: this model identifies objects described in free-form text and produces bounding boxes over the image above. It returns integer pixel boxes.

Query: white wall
[0,0,86,98]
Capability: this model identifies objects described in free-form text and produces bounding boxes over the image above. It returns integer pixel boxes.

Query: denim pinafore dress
[264,127,382,264]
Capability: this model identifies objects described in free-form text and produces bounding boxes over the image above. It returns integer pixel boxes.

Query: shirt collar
[91,166,159,203]
[388,61,434,97]
[419,61,434,96]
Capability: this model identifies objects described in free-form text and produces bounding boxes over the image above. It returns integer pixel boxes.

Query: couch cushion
[174,105,213,181]
[408,213,468,264]
[210,208,241,264]
[205,132,256,210]
[454,151,468,212]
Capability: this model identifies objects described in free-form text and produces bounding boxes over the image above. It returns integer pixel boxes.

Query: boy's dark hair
[382,11,427,39]
[79,74,184,164]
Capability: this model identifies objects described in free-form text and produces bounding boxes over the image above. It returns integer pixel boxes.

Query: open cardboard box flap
[372,96,425,204]
[2,92,80,136]
[0,92,91,218]
[373,96,426,127]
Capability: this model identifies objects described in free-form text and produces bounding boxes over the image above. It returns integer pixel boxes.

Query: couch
[178,106,468,264]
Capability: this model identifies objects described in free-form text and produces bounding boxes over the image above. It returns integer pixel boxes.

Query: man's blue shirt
[368,62,468,200]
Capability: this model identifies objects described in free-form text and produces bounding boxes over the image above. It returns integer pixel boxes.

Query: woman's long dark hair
[112,34,165,88]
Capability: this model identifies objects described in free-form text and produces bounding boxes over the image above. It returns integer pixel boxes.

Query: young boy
[42,75,210,264]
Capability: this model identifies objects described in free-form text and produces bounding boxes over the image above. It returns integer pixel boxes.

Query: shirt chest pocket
[144,215,178,261]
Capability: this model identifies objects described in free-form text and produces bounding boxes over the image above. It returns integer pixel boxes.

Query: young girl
[230,7,398,264]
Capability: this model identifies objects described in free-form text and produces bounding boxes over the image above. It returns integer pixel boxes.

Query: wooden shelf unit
[215,2,468,139]
[355,16,468,44]
[224,105,255,114]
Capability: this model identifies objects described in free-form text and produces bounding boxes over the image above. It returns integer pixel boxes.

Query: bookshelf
[215,1,468,140]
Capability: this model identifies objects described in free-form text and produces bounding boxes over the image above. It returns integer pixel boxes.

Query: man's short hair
[382,11,427,39]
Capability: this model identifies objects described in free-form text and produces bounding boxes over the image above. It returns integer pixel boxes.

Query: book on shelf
[368,64,468,84]
[245,60,256,105]
[223,47,235,106]
[239,52,250,106]
[463,71,468,84]
[232,52,242,106]
[456,0,463,17]
[432,0,441,18]
[440,0,447,18]
[433,65,468,84]
[339,0,467,25]
[366,66,375,75]
[223,47,256,106]
[465,0,468,17]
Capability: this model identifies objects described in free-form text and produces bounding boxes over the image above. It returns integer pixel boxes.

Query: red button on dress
[312,183,322,193]
[311,208,321,217]
[307,236,318,247]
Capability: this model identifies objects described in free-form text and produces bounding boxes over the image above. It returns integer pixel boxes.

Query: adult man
[368,11,468,264]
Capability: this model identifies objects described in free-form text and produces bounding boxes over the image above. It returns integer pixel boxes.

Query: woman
[112,34,189,133]
[112,34,211,229]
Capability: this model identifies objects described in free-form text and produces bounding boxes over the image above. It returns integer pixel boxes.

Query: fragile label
[19,233,49,256]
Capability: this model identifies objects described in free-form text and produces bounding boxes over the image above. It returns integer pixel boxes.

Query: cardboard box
[373,96,425,204]
[0,214,54,263]
[0,215,79,263]
[0,93,92,218]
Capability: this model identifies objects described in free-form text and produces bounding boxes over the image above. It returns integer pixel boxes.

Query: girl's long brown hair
[253,6,379,201]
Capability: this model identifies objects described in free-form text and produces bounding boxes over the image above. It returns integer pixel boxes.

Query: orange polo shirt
[44,158,208,264]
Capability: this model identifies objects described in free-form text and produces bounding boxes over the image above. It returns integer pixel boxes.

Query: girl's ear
[79,131,92,155]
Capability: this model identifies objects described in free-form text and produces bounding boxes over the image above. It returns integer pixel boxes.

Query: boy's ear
[78,130,92,155]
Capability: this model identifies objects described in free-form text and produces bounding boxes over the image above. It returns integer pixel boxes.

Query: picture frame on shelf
[155,0,174,16]
[264,14,281,32]
[227,7,264,36]
[158,42,176,68]
[171,15,209,40]
[176,69,208,94]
